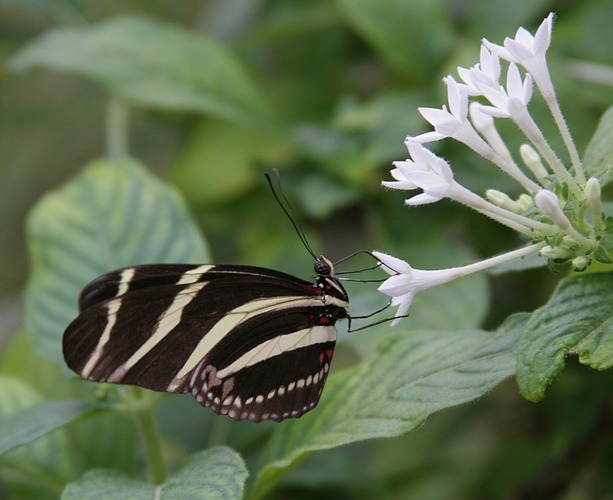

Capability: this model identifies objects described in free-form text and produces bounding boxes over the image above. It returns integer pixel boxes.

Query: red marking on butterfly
[319,348,334,365]
[317,315,332,326]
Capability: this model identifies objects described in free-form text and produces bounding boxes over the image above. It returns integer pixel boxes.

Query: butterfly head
[313,255,349,306]
[314,255,334,276]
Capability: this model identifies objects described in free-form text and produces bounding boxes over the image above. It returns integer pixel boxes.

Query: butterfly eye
[314,255,334,276]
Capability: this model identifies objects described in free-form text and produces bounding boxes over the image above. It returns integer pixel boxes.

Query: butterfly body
[63,257,349,422]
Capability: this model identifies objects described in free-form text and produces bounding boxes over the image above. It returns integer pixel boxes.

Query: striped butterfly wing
[63,263,349,422]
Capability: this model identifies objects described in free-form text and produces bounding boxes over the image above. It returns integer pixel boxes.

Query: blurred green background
[1,0,613,498]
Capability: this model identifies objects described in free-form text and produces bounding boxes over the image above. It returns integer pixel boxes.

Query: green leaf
[251,315,526,498]
[516,273,613,402]
[0,399,95,456]
[170,118,289,206]
[0,377,76,498]
[583,104,613,188]
[336,0,452,81]
[25,158,209,366]
[9,15,269,122]
[62,447,248,500]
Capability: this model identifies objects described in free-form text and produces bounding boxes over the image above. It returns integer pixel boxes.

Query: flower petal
[372,251,411,274]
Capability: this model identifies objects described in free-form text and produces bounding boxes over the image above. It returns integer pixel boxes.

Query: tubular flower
[376,13,611,324]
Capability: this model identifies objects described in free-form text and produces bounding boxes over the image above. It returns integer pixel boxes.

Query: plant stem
[135,409,167,485]
[106,96,130,162]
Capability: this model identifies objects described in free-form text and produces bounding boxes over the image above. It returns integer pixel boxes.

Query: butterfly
[63,172,352,422]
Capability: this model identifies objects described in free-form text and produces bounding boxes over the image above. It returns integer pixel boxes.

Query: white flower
[479,63,533,118]
[384,141,454,205]
[412,76,471,143]
[373,251,460,326]
[484,12,553,85]
[375,12,608,324]
[414,76,540,192]
[374,244,546,326]
[457,45,501,95]
[384,142,552,235]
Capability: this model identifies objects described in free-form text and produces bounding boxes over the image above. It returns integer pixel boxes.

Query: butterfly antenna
[265,169,317,260]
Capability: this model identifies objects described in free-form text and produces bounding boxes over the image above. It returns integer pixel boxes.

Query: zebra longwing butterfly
[62,174,352,422]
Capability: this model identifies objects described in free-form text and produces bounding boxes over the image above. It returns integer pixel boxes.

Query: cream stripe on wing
[81,268,135,378]
[174,296,325,380]
[216,325,335,379]
[107,280,208,382]
[177,265,213,285]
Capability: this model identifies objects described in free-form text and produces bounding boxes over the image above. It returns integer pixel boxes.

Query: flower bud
[571,256,590,272]
[520,144,549,185]
[535,189,570,230]
[540,245,573,259]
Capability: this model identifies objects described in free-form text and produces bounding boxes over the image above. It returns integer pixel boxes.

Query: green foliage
[1,2,612,499]
[252,315,524,498]
[336,0,453,81]
[62,447,248,500]
[583,105,613,187]
[9,16,269,122]
[517,273,613,401]
[0,399,95,455]
[0,377,77,498]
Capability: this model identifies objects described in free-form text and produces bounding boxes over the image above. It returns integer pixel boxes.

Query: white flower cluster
[375,13,609,325]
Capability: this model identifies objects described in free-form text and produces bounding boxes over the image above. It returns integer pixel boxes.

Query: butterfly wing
[63,264,348,422]
[189,305,338,422]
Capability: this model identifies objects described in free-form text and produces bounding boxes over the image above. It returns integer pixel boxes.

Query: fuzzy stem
[535,75,585,185]
[513,109,582,197]
[451,183,557,235]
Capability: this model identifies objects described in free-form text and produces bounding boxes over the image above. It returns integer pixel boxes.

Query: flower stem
[452,184,557,235]
[106,96,130,162]
[453,242,547,277]
[513,109,583,197]
[135,409,167,485]
[535,76,585,185]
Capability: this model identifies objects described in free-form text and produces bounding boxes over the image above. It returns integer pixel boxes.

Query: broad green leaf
[170,118,289,206]
[336,0,452,81]
[25,158,209,366]
[583,104,613,188]
[0,331,76,400]
[62,447,248,500]
[0,333,138,473]
[9,15,269,122]
[0,377,76,498]
[516,273,613,402]
[0,399,95,455]
[251,314,526,498]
